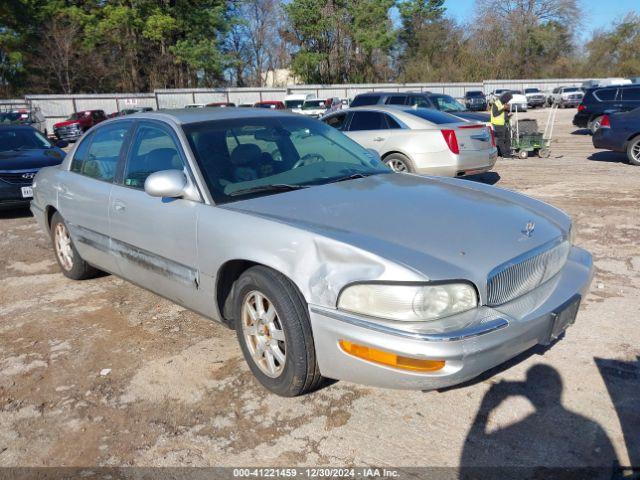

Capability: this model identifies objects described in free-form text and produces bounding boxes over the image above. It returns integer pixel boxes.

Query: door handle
[373,137,386,142]
[112,200,126,213]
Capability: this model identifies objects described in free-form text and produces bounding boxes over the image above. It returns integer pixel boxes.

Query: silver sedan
[31,108,593,396]
[322,106,497,176]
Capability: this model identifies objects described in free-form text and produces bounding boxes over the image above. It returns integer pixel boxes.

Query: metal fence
[8,78,595,133]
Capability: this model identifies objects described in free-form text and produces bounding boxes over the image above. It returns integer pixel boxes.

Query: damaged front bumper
[308,246,593,390]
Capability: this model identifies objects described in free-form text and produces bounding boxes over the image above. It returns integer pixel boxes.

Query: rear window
[402,108,464,125]
[350,95,380,107]
[594,89,617,101]
[621,88,640,101]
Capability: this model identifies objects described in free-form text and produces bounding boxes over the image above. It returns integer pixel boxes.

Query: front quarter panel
[196,206,425,314]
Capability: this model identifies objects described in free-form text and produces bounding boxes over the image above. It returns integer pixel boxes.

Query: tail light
[577,104,586,112]
[441,129,459,154]
[489,127,496,147]
[600,115,610,128]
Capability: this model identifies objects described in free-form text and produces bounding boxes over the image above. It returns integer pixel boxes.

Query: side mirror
[144,170,187,198]
[55,140,69,148]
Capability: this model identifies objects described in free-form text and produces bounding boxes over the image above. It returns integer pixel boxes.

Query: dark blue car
[592,107,640,166]
[0,125,67,209]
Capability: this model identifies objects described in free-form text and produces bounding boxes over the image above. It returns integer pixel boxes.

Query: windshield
[564,87,580,93]
[285,100,305,109]
[466,91,484,97]
[183,116,390,203]
[510,90,523,95]
[0,112,28,123]
[432,95,466,112]
[525,88,540,93]
[302,100,326,110]
[0,128,52,152]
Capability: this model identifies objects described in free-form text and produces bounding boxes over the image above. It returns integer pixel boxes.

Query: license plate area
[21,186,33,198]
[545,295,581,344]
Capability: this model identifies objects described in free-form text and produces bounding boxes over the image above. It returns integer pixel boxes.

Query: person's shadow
[459,364,618,479]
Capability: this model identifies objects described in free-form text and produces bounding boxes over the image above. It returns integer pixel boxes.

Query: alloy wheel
[241,291,286,378]
[54,222,74,271]
[631,140,640,163]
[387,159,408,173]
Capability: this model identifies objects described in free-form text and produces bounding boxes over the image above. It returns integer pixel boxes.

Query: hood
[224,174,569,284]
[0,148,66,170]
[455,112,490,123]
[54,119,80,128]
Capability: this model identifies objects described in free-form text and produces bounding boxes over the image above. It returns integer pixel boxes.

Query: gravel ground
[0,108,638,473]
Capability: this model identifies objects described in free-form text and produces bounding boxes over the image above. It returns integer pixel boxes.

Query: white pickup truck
[550,87,584,108]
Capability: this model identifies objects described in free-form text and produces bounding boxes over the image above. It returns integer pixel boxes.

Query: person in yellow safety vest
[491,92,513,158]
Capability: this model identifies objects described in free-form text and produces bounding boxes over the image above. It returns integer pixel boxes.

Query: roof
[116,107,297,125]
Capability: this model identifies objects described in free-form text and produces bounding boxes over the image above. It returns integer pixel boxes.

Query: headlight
[337,282,478,322]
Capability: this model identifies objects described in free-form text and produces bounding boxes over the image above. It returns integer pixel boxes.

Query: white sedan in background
[321,106,497,177]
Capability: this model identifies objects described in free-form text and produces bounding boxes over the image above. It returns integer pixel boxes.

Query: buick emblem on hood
[521,220,535,238]
[21,172,36,180]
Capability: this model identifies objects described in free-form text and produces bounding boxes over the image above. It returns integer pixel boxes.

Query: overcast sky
[444,0,638,38]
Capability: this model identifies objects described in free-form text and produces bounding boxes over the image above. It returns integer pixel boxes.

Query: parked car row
[28,107,593,397]
[574,84,640,134]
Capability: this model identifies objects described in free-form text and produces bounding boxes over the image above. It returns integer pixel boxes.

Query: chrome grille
[487,240,571,306]
[0,171,37,185]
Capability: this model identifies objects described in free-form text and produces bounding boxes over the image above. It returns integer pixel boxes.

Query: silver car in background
[322,106,497,176]
[31,108,593,397]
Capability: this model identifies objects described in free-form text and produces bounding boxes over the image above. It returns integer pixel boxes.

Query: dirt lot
[1,108,638,473]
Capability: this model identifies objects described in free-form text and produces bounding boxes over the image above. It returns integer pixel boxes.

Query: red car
[53,110,107,142]
[253,101,285,110]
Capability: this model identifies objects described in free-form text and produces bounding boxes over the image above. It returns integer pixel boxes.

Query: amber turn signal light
[339,340,445,372]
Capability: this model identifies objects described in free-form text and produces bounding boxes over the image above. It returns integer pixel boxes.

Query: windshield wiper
[325,172,377,184]
[229,183,308,197]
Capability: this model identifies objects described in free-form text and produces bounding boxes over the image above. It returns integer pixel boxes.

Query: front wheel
[518,150,529,159]
[626,135,640,166]
[233,266,323,397]
[50,212,99,280]
[384,153,415,173]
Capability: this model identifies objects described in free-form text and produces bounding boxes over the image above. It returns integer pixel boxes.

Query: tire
[518,150,529,159]
[50,212,99,280]
[383,152,415,173]
[538,148,551,158]
[589,116,604,135]
[233,266,323,397]
[626,135,640,166]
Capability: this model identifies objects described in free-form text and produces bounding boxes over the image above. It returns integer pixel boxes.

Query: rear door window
[621,88,640,101]
[383,114,402,129]
[70,133,94,173]
[77,124,130,182]
[348,111,388,131]
[324,113,348,130]
[408,96,432,108]
[594,89,617,101]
